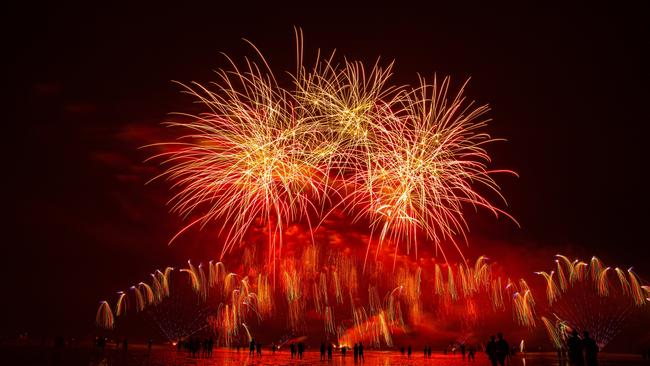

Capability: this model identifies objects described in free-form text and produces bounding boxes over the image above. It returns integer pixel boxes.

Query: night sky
[4,2,649,341]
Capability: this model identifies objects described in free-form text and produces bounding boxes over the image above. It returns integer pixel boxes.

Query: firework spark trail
[555,255,575,285]
[115,291,126,317]
[492,277,505,311]
[150,273,163,304]
[96,301,114,329]
[501,278,537,328]
[512,290,536,328]
[541,315,570,350]
[535,270,559,305]
[138,282,155,305]
[615,267,631,295]
[628,268,646,306]
[130,285,145,312]
[556,259,568,292]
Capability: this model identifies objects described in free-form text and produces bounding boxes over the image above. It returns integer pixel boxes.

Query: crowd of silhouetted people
[48,326,650,366]
[176,336,214,358]
[91,330,604,365]
[562,330,599,366]
[288,341,304,358]
[485,333,511,366]
[3,328,648,366]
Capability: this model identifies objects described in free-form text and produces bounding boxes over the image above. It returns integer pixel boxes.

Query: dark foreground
[1,345,648,366]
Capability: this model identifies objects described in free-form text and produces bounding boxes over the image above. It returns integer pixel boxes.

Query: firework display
[94,33,649,352]
[146,30,516,272]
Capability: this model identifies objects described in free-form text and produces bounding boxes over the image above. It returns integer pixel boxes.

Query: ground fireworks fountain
[97,244,521,348]
[536,255,649,350]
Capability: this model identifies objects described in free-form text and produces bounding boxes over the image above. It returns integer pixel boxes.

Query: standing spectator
[320,341,326,360]
[249,338,255,357]
[486,335,498,366]
[359,342,365,361]
[496,333,509,366]
[567,330,584,365]
[583,331,599,366]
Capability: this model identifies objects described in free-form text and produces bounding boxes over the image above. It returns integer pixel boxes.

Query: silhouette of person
[486,335,498,366]
[321,341,326,360]
[342,345,347,357]
[290,342,296,358]
[583,331,598,366]
[461,343,466,359]
[256,341,262,357]
[468,344,476,361]
[354,343,359,362]
[496,333,509,366]
[428,346,432,358]
[359,342,365,361]
[567,330,584,365]
[249,338,255,357]
[298,342,304,359]
[407,345,412,358]
[400,346,405,356]
[328,343,333,360]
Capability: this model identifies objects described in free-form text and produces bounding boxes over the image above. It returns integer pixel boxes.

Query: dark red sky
[3,2,649,340]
